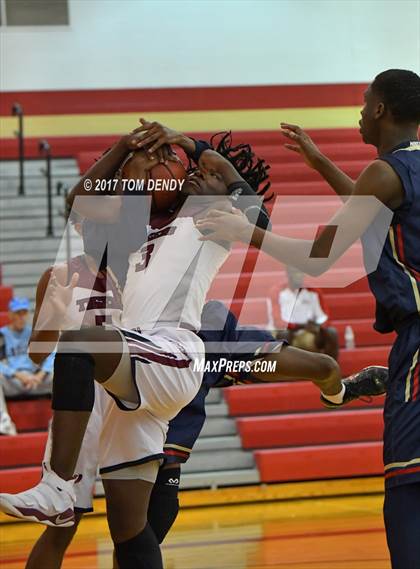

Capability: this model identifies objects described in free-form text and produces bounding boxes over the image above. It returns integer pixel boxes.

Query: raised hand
[195,208,252,243]
[280,122,324,169]
[47,270,79,317]
[133,118,193,161]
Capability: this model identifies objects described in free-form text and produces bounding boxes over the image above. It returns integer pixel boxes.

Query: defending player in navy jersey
[196,69,420,569]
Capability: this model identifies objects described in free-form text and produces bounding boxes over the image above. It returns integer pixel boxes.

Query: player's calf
[148,465,181,543]
[25,513,83,569]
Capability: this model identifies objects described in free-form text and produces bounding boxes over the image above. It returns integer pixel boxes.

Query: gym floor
[0,493,390,569]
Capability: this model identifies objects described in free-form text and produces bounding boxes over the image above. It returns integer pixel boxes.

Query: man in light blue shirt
[0,298,54,398]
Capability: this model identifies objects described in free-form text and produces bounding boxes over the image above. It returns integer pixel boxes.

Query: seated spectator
[0,298,54,398]
[269,266,339,360]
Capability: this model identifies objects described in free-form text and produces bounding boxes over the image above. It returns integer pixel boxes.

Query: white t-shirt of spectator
[279,288,328,326]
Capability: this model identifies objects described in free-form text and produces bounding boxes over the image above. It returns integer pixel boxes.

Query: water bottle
[344,325,355,350]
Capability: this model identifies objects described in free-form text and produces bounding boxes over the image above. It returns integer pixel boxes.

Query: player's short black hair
[209,131,273,202]
[371,69,420,123]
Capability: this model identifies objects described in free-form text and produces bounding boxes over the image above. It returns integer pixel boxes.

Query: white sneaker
[0,413,17,436]
[0,463,76,527]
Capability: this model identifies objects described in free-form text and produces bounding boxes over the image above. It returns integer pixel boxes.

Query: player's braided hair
[371,69,420,123]
[188,131,273,202]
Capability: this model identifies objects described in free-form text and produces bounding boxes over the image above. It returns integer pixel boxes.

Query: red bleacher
[0,286,12,327]
[237,409,383,449]
[255,442,383,483]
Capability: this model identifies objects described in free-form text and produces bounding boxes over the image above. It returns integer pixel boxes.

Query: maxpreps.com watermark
[83,178,185,192]
[193,358,277,374]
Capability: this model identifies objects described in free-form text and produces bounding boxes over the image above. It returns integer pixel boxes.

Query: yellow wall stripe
[0,106,361,139]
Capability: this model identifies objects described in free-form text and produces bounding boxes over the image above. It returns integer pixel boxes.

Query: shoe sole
[0,496,75,527]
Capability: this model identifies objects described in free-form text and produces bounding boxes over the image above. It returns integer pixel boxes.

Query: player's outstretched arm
[281,123,355,199]
[197,160,400,276]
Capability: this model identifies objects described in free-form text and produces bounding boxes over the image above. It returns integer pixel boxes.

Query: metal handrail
[11,103,24,196]
[38,139,53,236]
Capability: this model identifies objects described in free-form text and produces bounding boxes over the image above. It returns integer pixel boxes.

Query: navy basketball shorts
[383,319,420,488]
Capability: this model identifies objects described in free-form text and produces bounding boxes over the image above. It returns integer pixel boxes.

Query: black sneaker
[320,365,388,409]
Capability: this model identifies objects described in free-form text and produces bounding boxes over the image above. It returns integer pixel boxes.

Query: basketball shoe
[321,365,388,408]
[0,462,76,527]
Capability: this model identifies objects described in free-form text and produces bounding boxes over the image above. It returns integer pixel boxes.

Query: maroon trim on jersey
[75,295,122,313]
[147,225,176,243]
[126,333,192,368]
[68,255,122,309]
[130,347,191,369]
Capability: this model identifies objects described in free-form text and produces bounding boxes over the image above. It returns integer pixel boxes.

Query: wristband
[188,139,213,164]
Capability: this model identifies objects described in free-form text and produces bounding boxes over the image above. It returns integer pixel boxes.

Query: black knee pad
[114,523,163,569]
[52,352,95,411]
[148,467,180,543]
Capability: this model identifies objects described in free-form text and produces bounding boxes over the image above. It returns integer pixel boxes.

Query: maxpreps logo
[193,358,276,374]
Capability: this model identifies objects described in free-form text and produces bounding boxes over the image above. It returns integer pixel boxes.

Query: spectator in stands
[270,266,339,360]
[0,298,54,398]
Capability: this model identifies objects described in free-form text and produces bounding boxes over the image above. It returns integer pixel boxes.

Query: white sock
[321,383,346,404]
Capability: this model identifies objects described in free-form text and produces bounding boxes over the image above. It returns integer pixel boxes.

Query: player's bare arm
[281,122,355,198]
[196,159,403,275]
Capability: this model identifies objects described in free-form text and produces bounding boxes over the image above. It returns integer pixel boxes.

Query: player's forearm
[315,154,355,199]
[247,227,331,277]
[67,138,130,207]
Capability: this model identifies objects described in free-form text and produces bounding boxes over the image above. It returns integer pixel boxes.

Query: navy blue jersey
[164,301,283,462]
[362,141,420,333]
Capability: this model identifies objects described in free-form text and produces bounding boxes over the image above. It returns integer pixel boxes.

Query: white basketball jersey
[122,216,229,331]
[61,255,122,330]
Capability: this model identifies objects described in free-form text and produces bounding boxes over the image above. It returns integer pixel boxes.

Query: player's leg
[0,326,131,526]
[50,326,126,481]
[251,344,342,395]
[148,464,181,543]
[317,326,339,360]
[103,476,163,569]
[249,344,387,407]
[25,513,83,569]
[384,483,420,569]
[382,324,420,568]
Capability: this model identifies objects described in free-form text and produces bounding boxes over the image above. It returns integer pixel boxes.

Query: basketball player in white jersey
[0,128,274,569]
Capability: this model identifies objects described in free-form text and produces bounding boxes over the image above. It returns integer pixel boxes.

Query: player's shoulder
[355,159,403,207]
